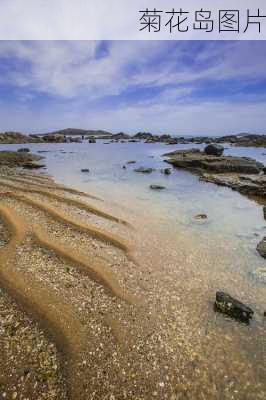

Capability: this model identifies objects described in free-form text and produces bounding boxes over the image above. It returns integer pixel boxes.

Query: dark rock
[17,148,30,153]
[263,206,266,220]
[122,165,126,169]
[194,214,207,220]
[81,169,90,173]
[22,163,46,169]
[134,167,154,174]
[257,237,266,258]
[89,138,96,143]
[150,185,166,190]
[264,311,266,317]
[161,168,172,175]
[204,144,224,156]
[214,291,254,322]
[126,160,136,164]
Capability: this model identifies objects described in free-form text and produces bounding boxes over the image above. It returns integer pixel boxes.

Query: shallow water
[1,140,266,397]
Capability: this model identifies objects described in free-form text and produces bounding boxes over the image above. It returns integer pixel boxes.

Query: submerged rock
[134,167,154,174]
[194,214,207,220]
[214,291,254,322]
[17,148,30,153]
[150,185,166,190]
[257,237,266,258]
[204,144,224,157]
[22,163,45,169]
[161,168,172,175]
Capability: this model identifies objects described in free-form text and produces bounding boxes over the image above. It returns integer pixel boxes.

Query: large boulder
[204,144,224,156]
[150,185,166,190]
[214,291,254,322]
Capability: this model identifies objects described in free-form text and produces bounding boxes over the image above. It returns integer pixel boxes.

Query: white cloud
[0,97,265,136]
[0,41,266,134]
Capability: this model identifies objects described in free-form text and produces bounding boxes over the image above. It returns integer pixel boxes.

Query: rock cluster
[164,148,263,174]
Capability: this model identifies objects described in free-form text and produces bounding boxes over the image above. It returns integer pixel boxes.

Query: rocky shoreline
[0,149,265,399]
[1,130,266,147]
[163,146,266,200]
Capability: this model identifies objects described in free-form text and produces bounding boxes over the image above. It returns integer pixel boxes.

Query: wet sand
[0,168,265,400]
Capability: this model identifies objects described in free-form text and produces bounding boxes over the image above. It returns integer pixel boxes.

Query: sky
[0,40,266,135]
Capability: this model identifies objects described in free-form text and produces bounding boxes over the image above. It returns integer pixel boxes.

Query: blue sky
[0,41,266,135]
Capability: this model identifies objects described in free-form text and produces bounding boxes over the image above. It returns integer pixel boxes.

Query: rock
[81,169,90,173]
[194,214,207,220]
[256,237,266,258]
[161,168,172,175]
[42,133,67,143]
[112,132,130,140]
[134,167,154,174]
[204,144,224,156]
[133,132,153,140]
[0,151,44,168]
[164,149,263,174]
[145,138,158,143]
[150,185,166,190]
[201,173,266,198]
[88,138,96,143]
[122,165,126,169]
[263,206,266,220]
[126,160,136,164]
[163,149,266,200]
[17,148,30,153]
[22,163,46,169]
[264,311,266,317]
[214,291,254,322]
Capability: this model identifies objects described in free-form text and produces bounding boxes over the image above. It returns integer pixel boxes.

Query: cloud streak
[0,41,265,134]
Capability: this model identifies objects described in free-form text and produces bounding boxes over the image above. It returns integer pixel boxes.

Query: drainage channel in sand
[0,176,141,399]
[4,174,102,200]
[0,176,130,226]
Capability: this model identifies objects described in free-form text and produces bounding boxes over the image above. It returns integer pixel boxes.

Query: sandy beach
[0,155,265,400]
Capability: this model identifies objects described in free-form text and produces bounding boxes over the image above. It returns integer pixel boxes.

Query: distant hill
[38,128,113,137]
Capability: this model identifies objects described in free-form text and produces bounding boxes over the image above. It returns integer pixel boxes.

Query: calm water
[1,140,266,242]
[1,140,266,284]
[1,140,266,396]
